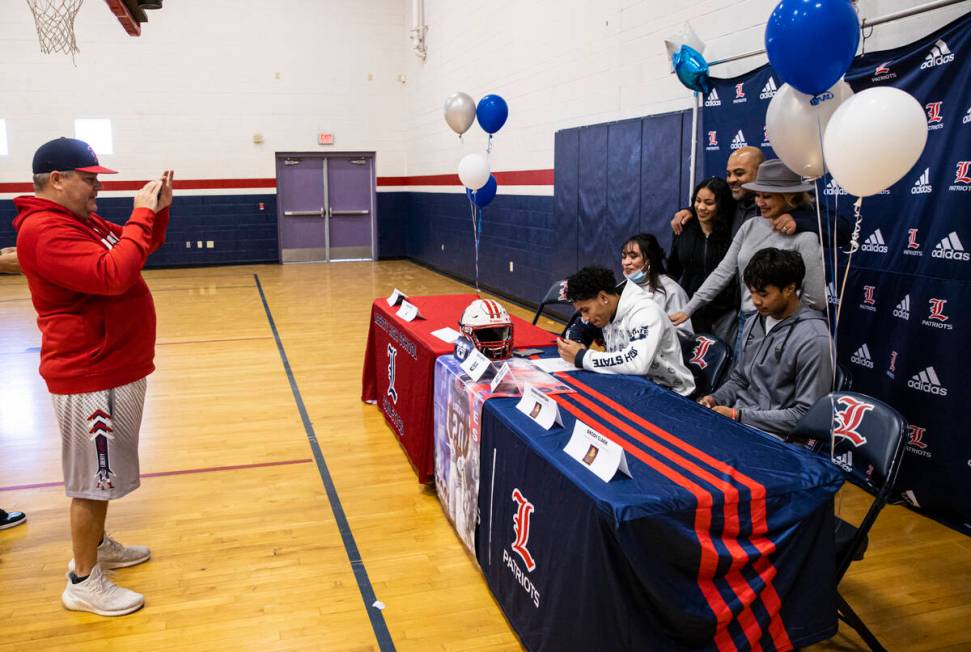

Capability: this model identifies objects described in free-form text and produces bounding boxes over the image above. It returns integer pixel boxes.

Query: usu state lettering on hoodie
[712,305,832,436]
[574,281,695,396]
[12,196,169,394]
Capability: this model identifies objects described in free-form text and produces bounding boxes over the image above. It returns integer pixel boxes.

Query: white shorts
[52,378,147,500]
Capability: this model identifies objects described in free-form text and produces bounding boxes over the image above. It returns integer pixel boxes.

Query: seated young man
[556,266,695,397]
[698,247,832,436]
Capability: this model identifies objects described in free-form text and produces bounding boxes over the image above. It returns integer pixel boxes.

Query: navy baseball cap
[32,137,117,175]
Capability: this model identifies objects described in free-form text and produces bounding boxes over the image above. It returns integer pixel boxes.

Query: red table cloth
[362,294,557,482]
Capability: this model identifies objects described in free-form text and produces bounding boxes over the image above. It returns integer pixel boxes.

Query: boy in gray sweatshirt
[699,248,833,436]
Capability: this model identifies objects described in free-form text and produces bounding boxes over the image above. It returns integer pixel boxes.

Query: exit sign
[318,132,335,145]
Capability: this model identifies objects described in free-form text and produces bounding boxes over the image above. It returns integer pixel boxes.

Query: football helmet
[459,299,514,360]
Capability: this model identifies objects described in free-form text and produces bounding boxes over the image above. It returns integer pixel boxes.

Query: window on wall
[0,119,7,155]
[74,119,112,154]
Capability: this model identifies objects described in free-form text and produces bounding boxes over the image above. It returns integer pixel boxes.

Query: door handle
[284,209,325,217]
[330,209,369,216]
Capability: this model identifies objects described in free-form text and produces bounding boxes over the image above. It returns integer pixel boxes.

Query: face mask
[625,268,647,284]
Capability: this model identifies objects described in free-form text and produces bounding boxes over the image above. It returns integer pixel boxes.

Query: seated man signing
[698,248,832,436]
[557,266,695,397]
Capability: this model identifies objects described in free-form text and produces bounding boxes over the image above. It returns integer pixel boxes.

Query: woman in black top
[668,177,739,342]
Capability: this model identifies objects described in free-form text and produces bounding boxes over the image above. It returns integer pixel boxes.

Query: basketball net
[26,0,84,58]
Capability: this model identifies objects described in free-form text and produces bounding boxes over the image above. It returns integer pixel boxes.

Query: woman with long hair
[669,160,826,351]
[620,232,693,335]
[667,177,739,341]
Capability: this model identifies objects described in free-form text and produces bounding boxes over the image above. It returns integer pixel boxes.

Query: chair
[791,392,908,652]
[680,333,732,396]
[834,362,853,391]
[531,279,573,326]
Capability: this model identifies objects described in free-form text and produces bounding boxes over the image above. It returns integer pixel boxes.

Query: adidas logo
[730,130,747,150]
[861,229,888,254]
[704,89,722,107]
[833,450,854,473]
[964,106,971,125]
[823,179,847,196]
[901,490,921,508]
[893,294,911,320]
[760,77,778,100]
[826,281,840,306]
[911,167,933,194]
[921,39,955,69]
[932,231,970,262]
[908,366,948,396]
[851,343,874,369]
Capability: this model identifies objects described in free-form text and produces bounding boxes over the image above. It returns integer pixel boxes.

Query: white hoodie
[575,281,695,396]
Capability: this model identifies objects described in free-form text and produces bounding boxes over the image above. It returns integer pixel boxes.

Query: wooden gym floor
[0,260,969,651]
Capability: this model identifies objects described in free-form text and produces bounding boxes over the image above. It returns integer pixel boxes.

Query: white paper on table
[386,288,407,307]
[431,327,461,343]
[563,419,631,482]
[461,348,493,382]
[397,300,422,322]
[530,357,579,374]
[515,382,563,430]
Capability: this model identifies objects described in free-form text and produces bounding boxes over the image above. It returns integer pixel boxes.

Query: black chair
[680,333,732,396]
[531,279,572,326]
[791,392,908,652]
[834,362,853,391]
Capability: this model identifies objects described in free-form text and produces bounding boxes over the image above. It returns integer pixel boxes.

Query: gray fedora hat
[741,159,814,193]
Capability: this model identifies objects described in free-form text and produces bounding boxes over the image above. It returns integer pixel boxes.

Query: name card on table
[564,420,631,483]
[516,382,563,430]
[386,288,407,307]
[490,361,512,393]
[397,300,423,322]
[461,348,494,382]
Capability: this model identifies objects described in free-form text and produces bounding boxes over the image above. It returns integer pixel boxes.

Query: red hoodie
[12,196,170,394]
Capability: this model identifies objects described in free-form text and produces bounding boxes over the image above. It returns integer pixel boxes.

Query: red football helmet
[459,299,514,360]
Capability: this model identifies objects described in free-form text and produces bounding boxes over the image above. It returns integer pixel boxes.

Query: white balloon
[458,153,490,190]
[765,80,854,178]
[823,87,928,197]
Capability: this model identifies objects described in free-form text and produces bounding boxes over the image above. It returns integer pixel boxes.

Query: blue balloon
[765,0,860,96]
[672,45,711,95]
[466,175,497,208]
[476,95,508,134]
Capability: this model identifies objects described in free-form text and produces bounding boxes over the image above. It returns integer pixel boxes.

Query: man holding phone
[13,137,173,616]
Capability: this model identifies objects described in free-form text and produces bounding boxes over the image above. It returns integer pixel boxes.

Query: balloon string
[837,198,864,329]
[469,196,481,295]
[486,134,493,155]
[813,178,836,386]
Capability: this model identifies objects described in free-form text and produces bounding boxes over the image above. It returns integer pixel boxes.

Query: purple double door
[276,153,375,262]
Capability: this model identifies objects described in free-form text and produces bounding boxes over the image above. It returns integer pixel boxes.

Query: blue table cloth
[475,365,843,651]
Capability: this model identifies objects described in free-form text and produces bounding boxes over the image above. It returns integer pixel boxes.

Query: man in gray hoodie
[698,248,832,436]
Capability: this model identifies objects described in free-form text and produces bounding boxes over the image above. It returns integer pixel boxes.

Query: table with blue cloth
[472,355,844,651]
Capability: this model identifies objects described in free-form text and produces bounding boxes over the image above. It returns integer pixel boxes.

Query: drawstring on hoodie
[742,315,811,364]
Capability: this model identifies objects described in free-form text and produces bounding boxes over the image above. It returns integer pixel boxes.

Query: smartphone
[513,348,544,357]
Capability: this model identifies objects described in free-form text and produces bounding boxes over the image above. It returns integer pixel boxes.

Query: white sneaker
[61,564,144,616]
[68,533,151,572]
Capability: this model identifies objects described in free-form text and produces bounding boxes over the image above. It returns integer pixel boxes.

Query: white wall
[401,0,970,181]
[0,0,409,183]
[0,0,966,187]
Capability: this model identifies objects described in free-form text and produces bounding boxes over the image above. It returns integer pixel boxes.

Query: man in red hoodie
[13,137,173,617]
